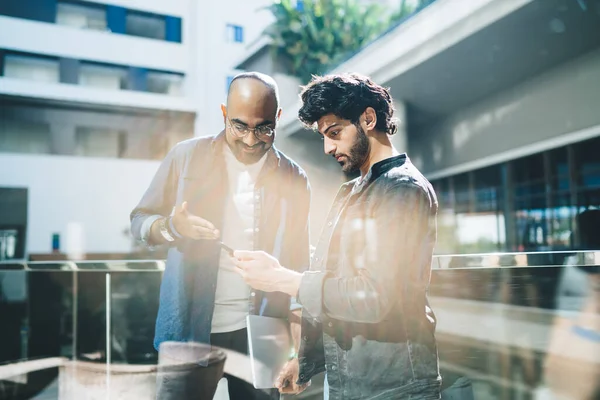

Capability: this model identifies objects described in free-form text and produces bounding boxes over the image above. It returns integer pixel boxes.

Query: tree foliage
[264,0,434,82]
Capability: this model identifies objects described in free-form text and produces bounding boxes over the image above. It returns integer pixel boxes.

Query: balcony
[1,251,599,399]
[0,16,188,73]
[0,77,195,112]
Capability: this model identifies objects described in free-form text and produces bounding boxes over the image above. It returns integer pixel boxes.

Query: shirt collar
[211,130,282,181]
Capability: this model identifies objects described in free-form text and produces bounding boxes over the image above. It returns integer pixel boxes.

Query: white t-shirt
[210,144,267,333]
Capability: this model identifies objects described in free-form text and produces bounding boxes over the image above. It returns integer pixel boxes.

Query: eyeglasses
[227,118,275,141]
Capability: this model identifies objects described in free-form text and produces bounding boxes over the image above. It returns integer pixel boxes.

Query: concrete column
[50,123,76,155]
[391,99,408,154]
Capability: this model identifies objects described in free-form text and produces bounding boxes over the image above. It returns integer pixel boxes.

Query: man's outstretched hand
[171,201,220,240]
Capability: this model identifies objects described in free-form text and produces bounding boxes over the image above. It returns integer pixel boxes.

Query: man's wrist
[168,216,183,239]
[279,268,303,298]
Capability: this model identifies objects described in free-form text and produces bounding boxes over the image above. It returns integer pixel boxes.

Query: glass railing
[1,251,599,399]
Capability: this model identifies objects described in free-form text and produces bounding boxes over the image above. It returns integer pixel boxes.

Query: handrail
[1,251,599,271]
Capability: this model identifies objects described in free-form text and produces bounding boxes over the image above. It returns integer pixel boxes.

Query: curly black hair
[298,73,398,135]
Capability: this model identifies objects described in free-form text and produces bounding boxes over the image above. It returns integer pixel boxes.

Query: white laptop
[246,315,292,389]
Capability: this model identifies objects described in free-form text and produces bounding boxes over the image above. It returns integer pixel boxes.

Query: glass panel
[1,254,599,399]
[513,152,545,199]
[4,54,59,83]
[56,2,107,31]
[474,165,502,213]
[126,11,166,40]
[0,267,28,365]
[453,173,470,214]
[109,270,162,364]
[146,71,184,96]
[430,251,600,399]
[0,119,52,154]
[513,153,550,252]
[449,168,505,254]
[432,178,451,210]
[575,136,600,210]
[79,63,128,90]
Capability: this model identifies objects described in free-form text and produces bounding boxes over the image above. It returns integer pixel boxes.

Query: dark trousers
[211,328,279,400]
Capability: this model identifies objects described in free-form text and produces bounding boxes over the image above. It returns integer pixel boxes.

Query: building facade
[247,0,600,255]
[0,0,274,259]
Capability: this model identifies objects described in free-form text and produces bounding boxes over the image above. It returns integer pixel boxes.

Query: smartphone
[219,241,235,257]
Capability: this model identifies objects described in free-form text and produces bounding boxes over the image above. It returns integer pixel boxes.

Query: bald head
[227,72,280,110]
[222,72,281,164]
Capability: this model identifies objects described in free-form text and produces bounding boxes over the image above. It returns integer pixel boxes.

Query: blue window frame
[226,24,244,43]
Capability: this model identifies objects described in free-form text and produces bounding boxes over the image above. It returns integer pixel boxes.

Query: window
[126,11,166,40]
[4,54,59,83]
[56,1,107,31]
[147,71,184,95]
[473,165,502,213]
[226,24,244,43]
[575,136,600,209]
[79,63,127,90]
[74,127,126,158]
[0,120,51,154]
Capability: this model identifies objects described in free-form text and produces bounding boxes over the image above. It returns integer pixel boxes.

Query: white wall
[0,154,160,255]
[0,16,189,73]
[191,0,275,137]
[410,48,600,177]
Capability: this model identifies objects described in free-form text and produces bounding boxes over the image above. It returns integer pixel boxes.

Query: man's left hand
[232,250,301,296]
[275,358,310,394]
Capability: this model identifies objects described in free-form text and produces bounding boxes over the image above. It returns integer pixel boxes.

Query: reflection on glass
[126,12,166,40]
[435,167,505,254]
[55,2,107,31]
[79,63,128,90]
[576,136,600,210]
[431,138,600,255]
[0,119,52,155]
[146,71,184,96]
[74,127,127,159]
[0,256,598,399]
[3,54,60,83]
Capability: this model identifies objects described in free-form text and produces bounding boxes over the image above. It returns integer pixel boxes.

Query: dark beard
[342,124,370,174]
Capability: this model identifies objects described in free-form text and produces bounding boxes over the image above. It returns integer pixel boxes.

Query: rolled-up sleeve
[130,144,181,246]
[297,270,328,317]
[298,183,433,323]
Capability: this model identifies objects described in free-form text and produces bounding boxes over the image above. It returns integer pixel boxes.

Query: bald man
[131,72,311,399]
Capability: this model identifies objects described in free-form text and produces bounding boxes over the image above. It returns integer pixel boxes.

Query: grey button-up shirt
[130,132,310,351]
[296,154,441,400]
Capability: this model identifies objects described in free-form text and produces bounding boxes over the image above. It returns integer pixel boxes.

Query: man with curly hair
[233,73,441,399]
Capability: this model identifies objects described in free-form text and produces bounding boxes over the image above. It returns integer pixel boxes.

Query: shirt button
[255,195,260,201]
[314,257,319,262]
[331,365,336,371]
[302,336,308,341]
[328,322,333,328]
[254,227,260,233]
[250,292,256,297]
[327,221,333,227]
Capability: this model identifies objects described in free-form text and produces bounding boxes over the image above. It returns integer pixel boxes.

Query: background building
[240,0,600,255]
[0,0,273,259]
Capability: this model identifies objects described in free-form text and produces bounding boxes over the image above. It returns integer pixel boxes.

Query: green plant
[391,0,433,23]
[263,0,391,83]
